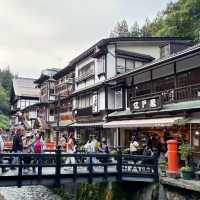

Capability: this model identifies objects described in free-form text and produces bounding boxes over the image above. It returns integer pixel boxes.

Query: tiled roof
[13,77,40,98]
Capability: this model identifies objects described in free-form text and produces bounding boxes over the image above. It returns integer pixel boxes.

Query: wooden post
[104,161,108,181]
[38,154,42,183]
[117,147,122,182]
[18,154,23,188]
[88,155,93,184]
[55,145,61,187]
[153,154,159,182]
[73,164,77,182]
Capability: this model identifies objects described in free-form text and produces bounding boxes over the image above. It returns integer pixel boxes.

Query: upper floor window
[115,88,123,109]
[135,82,151,97]
[116,58,135,74]
[153,76,174,92]
[77,94,93,109]
[160,44,170,58]
[78,62,95,77]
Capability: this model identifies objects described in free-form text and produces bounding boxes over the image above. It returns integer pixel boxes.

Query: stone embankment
[0,185,61,200]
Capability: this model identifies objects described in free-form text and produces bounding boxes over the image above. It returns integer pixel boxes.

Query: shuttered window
[152,64,174,80]
[176,54,200,73]
[134,71,151,84]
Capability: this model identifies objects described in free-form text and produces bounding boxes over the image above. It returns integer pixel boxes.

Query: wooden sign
[130,95,162,113]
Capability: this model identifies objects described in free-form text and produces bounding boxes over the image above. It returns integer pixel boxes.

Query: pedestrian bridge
[0,148,159,187]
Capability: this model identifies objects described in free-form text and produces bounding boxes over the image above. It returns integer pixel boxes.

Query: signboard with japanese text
[130,95,162,113]
[92,93,98,113]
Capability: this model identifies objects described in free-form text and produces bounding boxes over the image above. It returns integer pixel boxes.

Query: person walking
[85,135,97,171]
[11,128,23,169]
[23,132,34,173]
[0,128,6,173]
[130,136,139,155]
[65,133,76,169]
[98,138,109,163]
[32,134,42,173]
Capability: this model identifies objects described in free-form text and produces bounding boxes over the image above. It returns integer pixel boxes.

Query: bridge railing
[0,147,159,187]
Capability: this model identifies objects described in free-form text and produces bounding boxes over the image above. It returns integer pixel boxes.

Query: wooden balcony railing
[76,106,93,116]
[132,83,200,105]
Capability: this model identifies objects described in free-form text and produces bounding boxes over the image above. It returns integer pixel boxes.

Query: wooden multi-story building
[52,64,75,133]
[104,43,200,156]
[11,77,40,129]
[71,37,192,146]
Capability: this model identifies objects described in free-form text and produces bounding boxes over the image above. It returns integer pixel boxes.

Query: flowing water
[0,185,61,200]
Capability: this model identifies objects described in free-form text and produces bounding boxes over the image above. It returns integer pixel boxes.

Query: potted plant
[180,166,193,180]
[179,143,193,180]
[159,159,167,176]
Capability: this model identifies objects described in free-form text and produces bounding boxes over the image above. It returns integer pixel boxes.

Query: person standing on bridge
[65,133,76,169]
[32,134,42,174]
[0,128,6,173]
[130,136,139,155]
[11,128,23,170]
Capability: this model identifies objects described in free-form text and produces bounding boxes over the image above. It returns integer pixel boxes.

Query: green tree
[0,84,10,116]
[149,0,200,41]
[0,67,13,96]
[140,18,152,37]
[110,19,130,37]
[130,22,140,37]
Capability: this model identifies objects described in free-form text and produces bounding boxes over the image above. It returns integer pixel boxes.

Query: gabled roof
[105,43,200,83]
[68,37,192,66]
[54,37,192,80]
[12,77,40,98]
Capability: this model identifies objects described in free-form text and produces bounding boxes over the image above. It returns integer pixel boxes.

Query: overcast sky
[0,0,175,78]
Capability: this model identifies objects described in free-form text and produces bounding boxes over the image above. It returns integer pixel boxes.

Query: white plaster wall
[106,44,116,79]
[98,88,105,111]
[117,44,161,59]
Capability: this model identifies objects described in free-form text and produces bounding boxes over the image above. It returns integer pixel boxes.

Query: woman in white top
[130,136,139,155]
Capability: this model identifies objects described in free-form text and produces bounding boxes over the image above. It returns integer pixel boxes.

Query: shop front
[70,122,115,147]
[103,117,190,148]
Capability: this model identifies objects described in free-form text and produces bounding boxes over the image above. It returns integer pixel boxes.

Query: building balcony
[75,70,95,83]
[75,106,93,116]
[130,83,200,108]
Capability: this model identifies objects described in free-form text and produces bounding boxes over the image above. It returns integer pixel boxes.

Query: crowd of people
[0,127,171,174]
[0,128,111,174]
[129,131,172,160]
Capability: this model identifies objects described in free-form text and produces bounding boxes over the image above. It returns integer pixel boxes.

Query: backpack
[34,140,42,153]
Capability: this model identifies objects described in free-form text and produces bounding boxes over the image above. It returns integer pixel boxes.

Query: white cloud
[0,0,174,78]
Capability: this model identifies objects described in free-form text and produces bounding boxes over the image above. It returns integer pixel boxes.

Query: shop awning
[51,121,74,128]
[103,117,183,128]
[188,118,200,124]
[70,122,104,127]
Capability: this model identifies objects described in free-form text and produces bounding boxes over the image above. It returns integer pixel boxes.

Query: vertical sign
[92,93,98,113]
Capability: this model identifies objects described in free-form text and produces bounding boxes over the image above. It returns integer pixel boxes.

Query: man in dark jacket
[11,128,23,169]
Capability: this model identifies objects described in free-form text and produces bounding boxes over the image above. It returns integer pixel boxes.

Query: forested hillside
[110,0,200,42]
[0,68,13,129]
